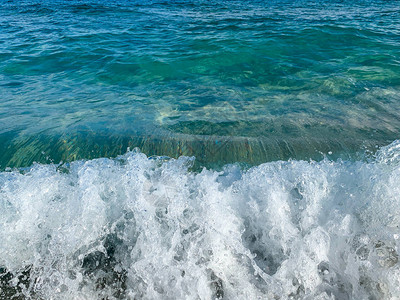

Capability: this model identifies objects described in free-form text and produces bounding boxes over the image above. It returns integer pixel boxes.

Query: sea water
[1,0,400,299]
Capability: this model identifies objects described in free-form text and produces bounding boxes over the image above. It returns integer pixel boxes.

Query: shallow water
[1,0,400,299]
[1,0,400,168]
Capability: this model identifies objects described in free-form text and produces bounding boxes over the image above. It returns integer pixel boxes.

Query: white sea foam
[1,142,400,299]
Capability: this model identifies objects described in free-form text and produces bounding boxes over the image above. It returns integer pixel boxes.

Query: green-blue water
[2,1,400,299]
[1,0,400,168]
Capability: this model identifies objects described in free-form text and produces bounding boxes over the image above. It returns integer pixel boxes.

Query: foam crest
[1,142,400,299]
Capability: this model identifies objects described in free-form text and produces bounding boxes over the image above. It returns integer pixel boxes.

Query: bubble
[1,142,400,299]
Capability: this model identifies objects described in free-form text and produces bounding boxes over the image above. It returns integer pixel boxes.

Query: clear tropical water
[1,0,400,299]
[1,0,400,168]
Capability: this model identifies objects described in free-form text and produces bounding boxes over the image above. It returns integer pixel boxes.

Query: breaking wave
[1,141,400,299]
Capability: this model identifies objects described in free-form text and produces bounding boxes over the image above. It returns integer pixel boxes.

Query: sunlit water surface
[1,0,400,167]
[1,0,400,299]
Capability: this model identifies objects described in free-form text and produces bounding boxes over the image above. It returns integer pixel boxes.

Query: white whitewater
[1,141,400,299]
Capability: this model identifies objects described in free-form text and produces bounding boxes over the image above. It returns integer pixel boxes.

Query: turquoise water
[1,0,400,168]
[1,1,400,299]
